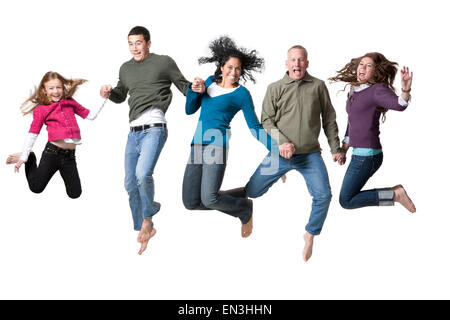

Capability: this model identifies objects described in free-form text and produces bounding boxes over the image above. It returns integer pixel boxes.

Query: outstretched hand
[100,85,112,99]
[400,66,413,91]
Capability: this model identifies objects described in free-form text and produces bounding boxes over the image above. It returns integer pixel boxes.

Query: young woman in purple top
[329,52,416,213]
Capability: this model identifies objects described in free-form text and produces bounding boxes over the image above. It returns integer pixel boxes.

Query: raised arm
[400,66,412,102]
[185,85,203,115]
[185,76,209,115]
[373,82,410,111]
[374,66,413,112]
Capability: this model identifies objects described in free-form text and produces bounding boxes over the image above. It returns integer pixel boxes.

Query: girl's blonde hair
[21,71,87,115]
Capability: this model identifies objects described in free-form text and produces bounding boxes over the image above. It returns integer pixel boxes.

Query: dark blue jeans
[339,153,386,209]
[182,145,253,224]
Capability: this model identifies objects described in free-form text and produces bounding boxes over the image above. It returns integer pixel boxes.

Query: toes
[138,242,148,255]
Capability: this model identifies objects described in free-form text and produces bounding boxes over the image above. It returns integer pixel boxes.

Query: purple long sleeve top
[345,83,408,149]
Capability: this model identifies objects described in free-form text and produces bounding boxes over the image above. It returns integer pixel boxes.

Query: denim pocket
[143,127,168,142]
[44,148,58,156]
[348,155,365,174]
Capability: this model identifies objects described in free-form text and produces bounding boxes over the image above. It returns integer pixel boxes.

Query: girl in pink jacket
[6,71,101,198]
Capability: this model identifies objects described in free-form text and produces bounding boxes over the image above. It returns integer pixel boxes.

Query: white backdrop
[0,0,448,299]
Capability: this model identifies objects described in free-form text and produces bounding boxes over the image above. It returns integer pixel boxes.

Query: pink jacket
[29,98,90,141]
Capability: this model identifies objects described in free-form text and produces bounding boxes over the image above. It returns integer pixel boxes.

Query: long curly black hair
[198,36,264,84]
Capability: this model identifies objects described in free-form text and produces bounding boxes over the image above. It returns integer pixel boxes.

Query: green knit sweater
[109,53,190,122]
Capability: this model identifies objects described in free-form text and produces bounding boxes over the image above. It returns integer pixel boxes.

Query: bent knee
[124,177,139,193]
[183,197,201,210]
[68,190,82,199]
[135,170,154,184]
[201,193,219,208]
[244,185,265,199]
[317,191,332,201]
[29,185,45,194]
[339,195,353,210]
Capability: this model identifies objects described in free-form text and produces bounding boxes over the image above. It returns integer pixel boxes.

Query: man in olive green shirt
[245,45,343,262]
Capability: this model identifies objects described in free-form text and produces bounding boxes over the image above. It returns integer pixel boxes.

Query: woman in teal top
[182,36,275,238]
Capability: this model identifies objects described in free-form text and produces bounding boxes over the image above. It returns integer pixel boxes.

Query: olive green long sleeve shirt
[109,53,190,122]
[261,72,341,154]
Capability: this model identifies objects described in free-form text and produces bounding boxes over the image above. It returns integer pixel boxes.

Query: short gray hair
[288,45,308,59]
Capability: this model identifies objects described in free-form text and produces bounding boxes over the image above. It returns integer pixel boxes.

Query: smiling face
[357,56,376,84]
[128,34,151,62]
[43,78,64,102]
[220,57,242,88]
[286,48,309,81]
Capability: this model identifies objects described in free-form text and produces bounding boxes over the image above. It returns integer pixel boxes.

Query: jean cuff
[377,188,394,206]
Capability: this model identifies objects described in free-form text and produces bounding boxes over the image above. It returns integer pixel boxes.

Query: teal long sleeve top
[185,76,276,151]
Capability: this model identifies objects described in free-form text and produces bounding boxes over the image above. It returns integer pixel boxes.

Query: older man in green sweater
[100,26,203,255]
[245,45,343,262]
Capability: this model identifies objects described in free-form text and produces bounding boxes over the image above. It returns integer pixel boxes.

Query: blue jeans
[124,127,168,231]
[182,145,253,224]
[245,151,332,235]
[339,153,392,209]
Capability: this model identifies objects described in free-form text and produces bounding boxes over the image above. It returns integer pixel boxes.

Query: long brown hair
[329,52,398,122]
[21,71,87,115]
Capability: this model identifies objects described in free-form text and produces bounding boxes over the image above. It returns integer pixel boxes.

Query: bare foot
[137,219,157,255]
[241,215,253,238]
[303,232,314,262]
[392,185,416,213]
[6,153,21,165]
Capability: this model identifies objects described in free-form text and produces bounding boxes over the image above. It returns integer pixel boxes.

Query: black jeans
[25,142,82,198]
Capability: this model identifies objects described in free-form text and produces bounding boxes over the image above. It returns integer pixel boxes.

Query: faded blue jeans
[245,151,332,235]
[124,127,168,231]
[182,144,253,224]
